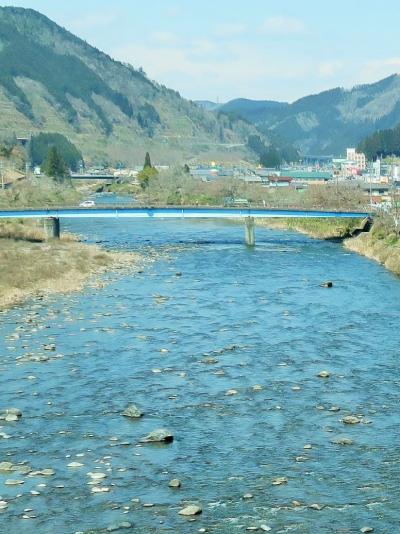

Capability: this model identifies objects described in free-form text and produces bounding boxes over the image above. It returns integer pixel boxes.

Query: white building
[346,148,366,170]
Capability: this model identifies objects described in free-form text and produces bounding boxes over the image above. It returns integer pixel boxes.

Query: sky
[1,0,400,103]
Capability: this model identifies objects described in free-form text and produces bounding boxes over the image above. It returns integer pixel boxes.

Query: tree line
[247,135,299,168]
[358,123,400,160]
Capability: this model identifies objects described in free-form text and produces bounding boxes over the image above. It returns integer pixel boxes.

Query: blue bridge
[0,207,371,245]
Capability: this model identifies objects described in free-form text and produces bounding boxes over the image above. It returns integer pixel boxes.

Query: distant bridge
[0,207,371,245]
[69,174,115,181]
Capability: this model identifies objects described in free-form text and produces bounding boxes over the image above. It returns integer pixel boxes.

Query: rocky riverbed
[0,218,398,533]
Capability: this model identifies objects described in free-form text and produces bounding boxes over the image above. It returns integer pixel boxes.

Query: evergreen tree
[260,146,282,168]
[29,132,82,171]
[144,152,152,169]
[42,147,66,181]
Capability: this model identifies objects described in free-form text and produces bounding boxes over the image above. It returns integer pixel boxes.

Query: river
[1,219,399,533]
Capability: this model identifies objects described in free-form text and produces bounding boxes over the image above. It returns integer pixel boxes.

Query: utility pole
[0,161,4,190]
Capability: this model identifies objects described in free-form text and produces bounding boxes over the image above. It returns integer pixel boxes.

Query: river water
[1,219,400,534]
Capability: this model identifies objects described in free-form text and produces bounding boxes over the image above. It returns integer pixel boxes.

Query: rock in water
[0,462,14,472]
[122,405,143,419]
[140,429,174,443]
[169,479,181,488]
[272,477,288,485]
[343,416,361,424]
[178,505,202,516]
[0,408,22,421]
[318,371,330,378]
[331,436,353,445]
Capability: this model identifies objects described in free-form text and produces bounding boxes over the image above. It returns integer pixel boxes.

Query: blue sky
[2,0,400,102]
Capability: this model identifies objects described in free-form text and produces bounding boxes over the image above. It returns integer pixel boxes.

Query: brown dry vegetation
[0,236,142,309]
[0,177,81,208]
[0,181,141,309]
[257,218,362,240]
[344,221,400,276]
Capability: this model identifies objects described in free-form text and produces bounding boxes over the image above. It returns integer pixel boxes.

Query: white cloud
[113,39,312,100]
[262,16,306,35]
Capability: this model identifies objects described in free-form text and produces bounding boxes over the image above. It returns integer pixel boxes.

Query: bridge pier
[43,217,60,240]
[245,217,255,246]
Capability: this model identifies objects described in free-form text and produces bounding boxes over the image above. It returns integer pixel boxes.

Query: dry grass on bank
[344,225,400,276]
[0,219,78,242]
[257,218,362,240]
[0,222,142,309]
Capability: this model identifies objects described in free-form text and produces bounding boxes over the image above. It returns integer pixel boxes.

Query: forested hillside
[0,7,259,164]
[358,123,400,160]
[210,75,400,156]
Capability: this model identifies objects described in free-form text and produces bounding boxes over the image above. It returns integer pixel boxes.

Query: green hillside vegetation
[247,135,299,167]
[358,123,400,160]
[0,7,262,165]
[217,75,400,155]
[218,98,288,124]
[30,133,82,170]
[0,18,133,134]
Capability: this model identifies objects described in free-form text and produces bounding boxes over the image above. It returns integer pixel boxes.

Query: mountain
[195,100,220,111]
[217,75,400,155]
[0,7,259,164]
[218,98,288,124]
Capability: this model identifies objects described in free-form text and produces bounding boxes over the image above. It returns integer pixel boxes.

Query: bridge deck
[0,207,370,219]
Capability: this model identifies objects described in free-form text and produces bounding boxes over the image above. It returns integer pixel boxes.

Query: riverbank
[257,217,362,240]
[258,217,400,276]
[0,220,143,309]
[344,223,400,276]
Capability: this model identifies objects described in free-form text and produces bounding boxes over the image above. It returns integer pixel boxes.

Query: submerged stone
[309,503,324,510]
[272,477,288,485]
[331,436,354,445]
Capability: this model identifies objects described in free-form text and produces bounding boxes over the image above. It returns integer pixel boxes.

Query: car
[79,200,95,208]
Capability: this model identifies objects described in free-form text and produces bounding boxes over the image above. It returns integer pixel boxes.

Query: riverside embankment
[0,220,143,309]
[258,217,400,276]
[344,222,400,276]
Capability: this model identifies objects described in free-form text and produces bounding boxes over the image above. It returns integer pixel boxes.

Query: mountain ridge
[0,6,259,164]
[199,74,400,155]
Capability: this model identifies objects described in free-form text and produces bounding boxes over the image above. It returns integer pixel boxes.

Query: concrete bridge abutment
[245,217,255,246]
[43,217,60,240]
